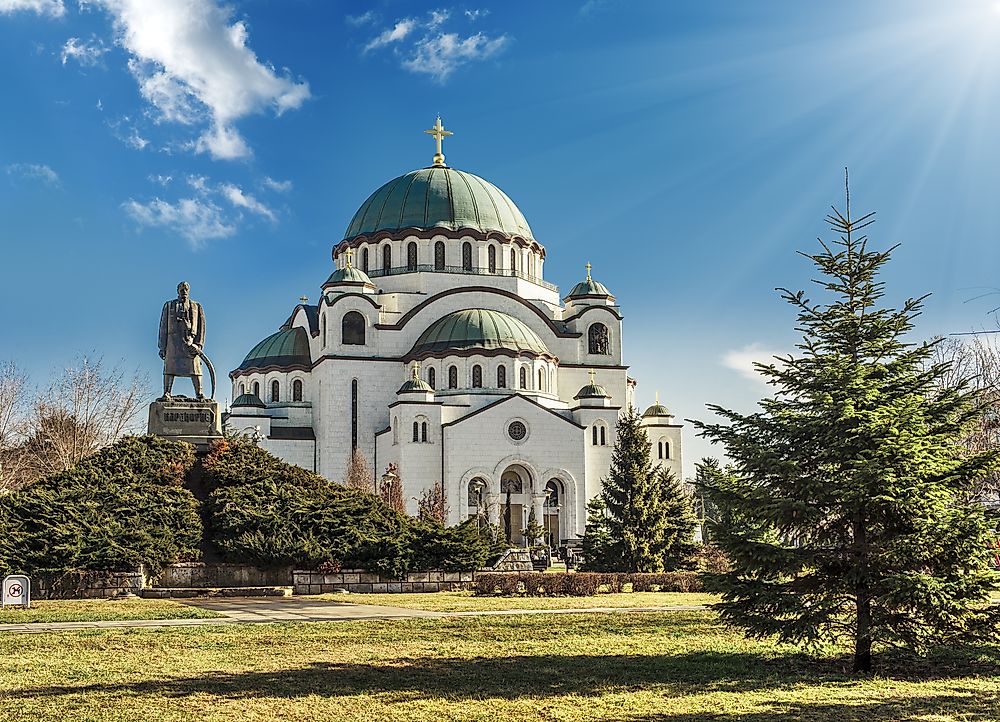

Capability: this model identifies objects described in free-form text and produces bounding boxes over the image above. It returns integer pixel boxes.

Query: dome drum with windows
[407,309,554,361]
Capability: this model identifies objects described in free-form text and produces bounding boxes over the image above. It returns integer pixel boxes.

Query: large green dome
[410,309,549,358]
[344,167,534,242]
[237,327,311,371]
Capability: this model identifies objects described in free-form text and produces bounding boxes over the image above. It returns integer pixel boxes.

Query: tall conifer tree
[694,177,1000,672]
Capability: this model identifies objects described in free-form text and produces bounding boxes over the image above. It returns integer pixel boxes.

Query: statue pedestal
[148,398,222,448]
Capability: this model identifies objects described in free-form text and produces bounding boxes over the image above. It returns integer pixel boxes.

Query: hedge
[473,571,703,597]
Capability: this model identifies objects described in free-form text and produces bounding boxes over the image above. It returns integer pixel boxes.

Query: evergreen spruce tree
[582,407,695,572]
[693,178,1000,672]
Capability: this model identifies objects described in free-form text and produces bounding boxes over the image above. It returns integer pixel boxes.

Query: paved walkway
[0,597,707,634]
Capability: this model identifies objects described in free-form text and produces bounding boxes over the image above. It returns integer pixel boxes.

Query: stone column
[486,494,500,526]
[531,493,546,526]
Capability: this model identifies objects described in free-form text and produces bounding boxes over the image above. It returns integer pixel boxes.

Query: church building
[226,119,682,546]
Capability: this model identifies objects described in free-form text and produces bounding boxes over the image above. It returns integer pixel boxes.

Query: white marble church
[226,119,682,546]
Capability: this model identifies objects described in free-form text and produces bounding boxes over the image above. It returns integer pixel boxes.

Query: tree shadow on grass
[7,648,1000,719]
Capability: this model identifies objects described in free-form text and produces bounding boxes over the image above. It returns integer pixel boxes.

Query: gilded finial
[345,247,353,269]
[655,391,660,405]
[299,295,309,304]
[424,116,453,167]
[588,368,596,384]
[585,262,592,282]
[412,360,421,379]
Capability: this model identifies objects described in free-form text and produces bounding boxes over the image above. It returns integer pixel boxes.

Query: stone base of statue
[148,398,222,448]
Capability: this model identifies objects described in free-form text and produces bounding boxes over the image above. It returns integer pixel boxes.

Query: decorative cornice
[559,362,630,370]
[562,305,624,323]
[441,392,586,431]
[405,347,559,364]
[230,363,312,379]
[336,228,546,259]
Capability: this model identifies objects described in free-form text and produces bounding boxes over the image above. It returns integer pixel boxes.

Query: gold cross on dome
[588,368,596,384]
[299,295,309,304]
[412,360,421,378]
[424,116,453,167]
[655,391,660,405]
[585,262,592,281]
[345,247,354,268]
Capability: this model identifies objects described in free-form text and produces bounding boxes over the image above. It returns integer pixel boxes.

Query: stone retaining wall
[293,569,474,595]
[152,562,293,589]
[31,569,148,599]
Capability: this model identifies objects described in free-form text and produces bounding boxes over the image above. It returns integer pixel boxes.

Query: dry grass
[0,598,223,624]
[310,590,719,612]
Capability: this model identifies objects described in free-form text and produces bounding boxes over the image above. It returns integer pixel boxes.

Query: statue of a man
[159,281,205,400]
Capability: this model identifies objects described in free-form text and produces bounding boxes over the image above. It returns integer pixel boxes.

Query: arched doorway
[467,477,488,526]
[500,464,531,546]
[543,479,563,548]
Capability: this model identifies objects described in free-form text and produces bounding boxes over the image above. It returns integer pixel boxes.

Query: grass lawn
[0,598,223,624]
[310,590,719,612]
[1,611,998,721]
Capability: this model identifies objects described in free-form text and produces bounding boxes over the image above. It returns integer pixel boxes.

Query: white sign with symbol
[2,575,30,608]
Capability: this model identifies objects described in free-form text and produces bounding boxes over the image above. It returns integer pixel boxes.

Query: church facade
[226,121,682,546]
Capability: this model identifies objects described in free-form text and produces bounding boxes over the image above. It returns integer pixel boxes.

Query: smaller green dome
[232,392,266,408]
[398,376,434,394]
[238,327,311,371]
[411,309,549,358]
[643,403,672,418]
[575,383,610,400]
[324,265,374,288]
[564,264,613,301]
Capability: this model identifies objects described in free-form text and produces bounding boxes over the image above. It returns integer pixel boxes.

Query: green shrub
[473,571,703,596]
[0,435,202,578]
[409,519,496,572]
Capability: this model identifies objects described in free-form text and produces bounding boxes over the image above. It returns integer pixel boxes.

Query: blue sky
[3,0,1000,477]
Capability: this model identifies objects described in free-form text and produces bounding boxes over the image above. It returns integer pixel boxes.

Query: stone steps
[140,586,293,599]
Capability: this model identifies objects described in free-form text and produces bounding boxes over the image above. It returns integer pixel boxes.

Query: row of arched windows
[238,379,303,403]
[353,241,540,277]
[592,424,607,446]
[412,420,429,443]
[657,441,671,460]
[421,362,551,392]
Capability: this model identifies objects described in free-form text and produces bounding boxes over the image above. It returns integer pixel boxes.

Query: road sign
[2,574,30,608]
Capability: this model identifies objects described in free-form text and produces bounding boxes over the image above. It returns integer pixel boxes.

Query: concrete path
[0,597,707,634]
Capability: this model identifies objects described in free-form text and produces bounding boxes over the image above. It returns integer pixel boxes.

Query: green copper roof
[643,403,672,418]
[575,383,610,399]
[398,376,434,394]
[324,265,374,287]
[232,392,266,408]
[344,167,534,241]
[411,309,549,357]
[238,327,311,371]
[565,277,613,300]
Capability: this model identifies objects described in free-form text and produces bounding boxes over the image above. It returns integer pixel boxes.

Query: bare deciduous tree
[416,484,448,524]
[344,448,374,493]
[0,361,31,492]
[19,356,146,483]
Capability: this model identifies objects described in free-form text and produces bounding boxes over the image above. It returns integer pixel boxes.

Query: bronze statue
[159,281,206,400]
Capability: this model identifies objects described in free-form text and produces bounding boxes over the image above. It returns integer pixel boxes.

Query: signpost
[2,574,30,608]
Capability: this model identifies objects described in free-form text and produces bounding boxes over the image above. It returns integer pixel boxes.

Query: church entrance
[543,478,563,548]
[500,465,530,546]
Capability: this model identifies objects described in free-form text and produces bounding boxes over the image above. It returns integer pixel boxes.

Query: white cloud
[427,9,449,28]
[123,196,234,246]
[464,9,488,21]
[0,0,64,17]
[403,32,507,82]
[147,173,172,186]
[345,10,376,26]
[364,18,416,52]
[92,0,310,160]
[220,182,275,221]
[5,162,59,185]
[262,176,291,193]
[61,36,110,66]
[721,343,787,386]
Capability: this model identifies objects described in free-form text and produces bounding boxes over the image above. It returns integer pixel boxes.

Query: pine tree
[521,507,545,547]
[693,177,1000,672]
[583,407,695,572]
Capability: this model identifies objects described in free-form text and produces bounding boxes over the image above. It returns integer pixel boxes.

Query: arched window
[352,379,359,449]
[361,247,369,272]
[292,379,303,402]
[271,380,279,402]
[592,425,598,445]
[545,479,561,507]
[538,369,544,392]
[252,381,259,397]
[519,366,528,389]
[382,244,392,271]
[342,311,365,345]
[238,383,245,396]
[661,440,670,459]
[428,367,436,389]
[321,315,327,347]
[488,245,496,273]
[462,241,473,271]
[472,364,482,388]
[601,426,607,446]
[392,416,398,445]
[421,422,428,442]
[528,253,535,278]
[413,421,419,443]
[448,365,458,389]
[407,242,417,271]
[468,478,486,509]
[588,323,610,355]
[435,241,445,270]
[510,248,517,273]
[497,365,506,388]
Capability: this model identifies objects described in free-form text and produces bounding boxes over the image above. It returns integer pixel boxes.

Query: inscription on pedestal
[148,399,222,439]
